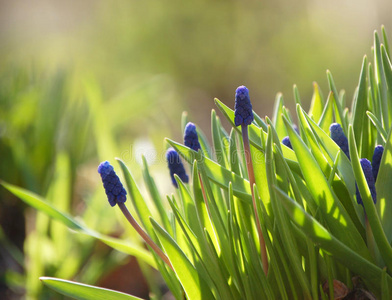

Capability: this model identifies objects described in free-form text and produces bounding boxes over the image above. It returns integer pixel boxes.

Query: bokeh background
[0,0,391,299]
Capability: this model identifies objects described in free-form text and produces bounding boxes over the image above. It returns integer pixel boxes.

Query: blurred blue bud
[98,161,127,207]
[282,136,292,149]
[234,85,254,126]
[329,123,350,159]
[166,148,189,188]
[184,122,201,152]
[356,158,377,206]
[372,145,384,181]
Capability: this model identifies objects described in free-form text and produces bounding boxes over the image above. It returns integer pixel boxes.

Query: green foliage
[3,27,392,299]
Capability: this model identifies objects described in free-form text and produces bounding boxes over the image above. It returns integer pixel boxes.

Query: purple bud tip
[234,85,254,126]
[166,148,189,188]
[282,136,292,149]
[356,158,377,206]
[184,122,201,152]
[98,161,127,207]
[329,123,350,159]
[372,145,384,181]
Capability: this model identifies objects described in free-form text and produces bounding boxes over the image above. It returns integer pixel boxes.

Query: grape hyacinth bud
[166,148,189,188]
[98,161,127,207]
[234,85,254,126]
[372,145,384,182]
[356,158,377,206]
[329,123,350,159]
[184,122,201,152]
[282,136,292,149]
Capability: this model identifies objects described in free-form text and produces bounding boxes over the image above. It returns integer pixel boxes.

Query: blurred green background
[0,0,391,299]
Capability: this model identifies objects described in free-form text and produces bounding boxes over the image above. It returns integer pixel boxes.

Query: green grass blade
[374,31,389,128]
[283,114,370,260]
[275,187,392,296]
[348,125,392,272]
[40,277,143,300]
[382,25,390,59]
[166,139,252,204]
[212,109,229,168]
[272,93,287,138]
[376,125,392,245]
[150,218,214,300]
[318,92,334,133]
[381,44,392,124]
[0,181,156,268]
[116,158,155,235]
[308,82,325,123]
[352,56,369,150]
[366,111,388,142]
[141,155,172,235]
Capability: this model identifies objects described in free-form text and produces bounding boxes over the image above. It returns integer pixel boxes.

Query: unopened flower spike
[372,145,384,181]
[282,136,292,149]
[98,160,174,271]
[233,85,268,275]
[329,123,350,159]
[184,122,201,152]
[98,161,127,207]
[234,85,254,126]
[356,158,377,206]
[166,148,189,188]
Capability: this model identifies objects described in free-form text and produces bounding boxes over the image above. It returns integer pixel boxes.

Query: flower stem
[241,124,269,275]
[118,202,174,271]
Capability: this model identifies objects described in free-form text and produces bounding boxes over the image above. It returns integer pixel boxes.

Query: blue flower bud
[234,85,254,126]
[282,136,292,149]
[166,148,189,188]
[98,161,127,207]
[184,122,201,152]
[329,123,350,159]
[372,145,384,181]
[356,158,377,206]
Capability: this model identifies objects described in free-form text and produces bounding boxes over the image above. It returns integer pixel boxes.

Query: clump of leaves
[3,26,392,299]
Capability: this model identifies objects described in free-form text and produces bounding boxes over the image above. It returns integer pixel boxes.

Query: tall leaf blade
[150,218,214,300]
[283,115,371,260]
[40,277,143,300]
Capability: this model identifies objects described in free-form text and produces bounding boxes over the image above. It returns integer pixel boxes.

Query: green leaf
[40,277,143,300]
[381,44,392,123]
[348,125,392,272]
[141,155,172,235]
[275,187,392,297]
[366,111,388,143]
[318,92,334,133]
[265,126,311,298]
[116,158,155,236]
[308,82,325,123]
[272,93,287,138]
[376,125,392,245]
[283,115,371,260]
[211,109,229,168]
[352,56,369,151]
[374,31,389,128]
[150,218,215,300]
[166,139,252,204]
[0,180,156,268]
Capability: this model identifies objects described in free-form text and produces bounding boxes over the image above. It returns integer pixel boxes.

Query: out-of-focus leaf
[40,277,143,300]
[1,181,156,268]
